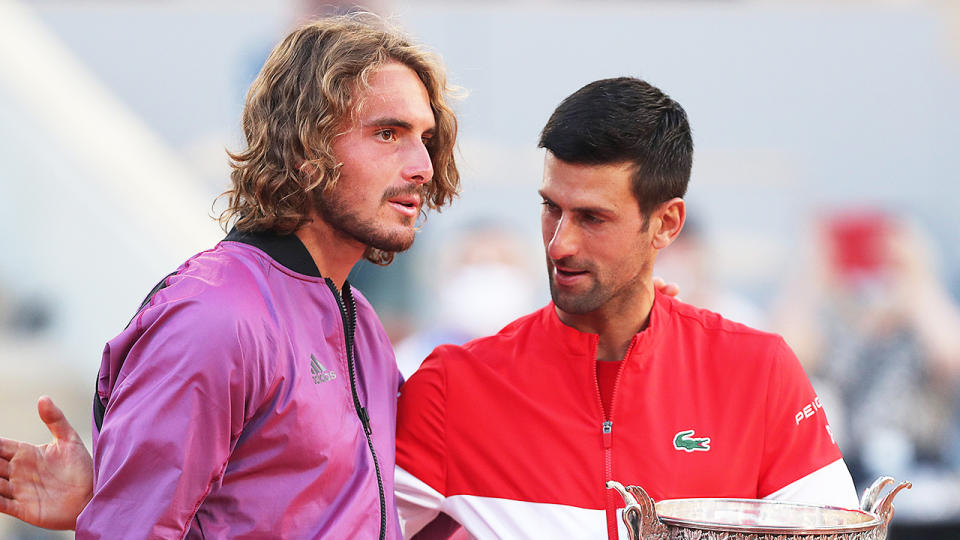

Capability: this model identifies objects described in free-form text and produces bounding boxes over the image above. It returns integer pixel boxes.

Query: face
[539,152,655,315]
[316,61,435,253]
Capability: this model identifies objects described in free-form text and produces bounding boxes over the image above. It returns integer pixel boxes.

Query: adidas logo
[310,354,337,384]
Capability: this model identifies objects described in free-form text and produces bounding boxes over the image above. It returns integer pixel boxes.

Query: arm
[395,350,452,538]
[763,459,857,508]
[0,396,93,530]
[759,338,858,509]
[77,299,255,539]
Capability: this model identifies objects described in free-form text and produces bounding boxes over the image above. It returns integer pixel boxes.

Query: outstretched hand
[0,396,93,530]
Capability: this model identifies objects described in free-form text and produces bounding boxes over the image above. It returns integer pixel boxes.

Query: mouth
[387,195,421,218]
[552,264,589,286]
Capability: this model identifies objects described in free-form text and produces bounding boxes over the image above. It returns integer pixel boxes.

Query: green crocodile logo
[673,430,711,452]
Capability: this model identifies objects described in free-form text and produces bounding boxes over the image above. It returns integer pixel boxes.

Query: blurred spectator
[393,223,539,540]
[774,209,960,521]
[653,218,767,330]
[394,222,541,378]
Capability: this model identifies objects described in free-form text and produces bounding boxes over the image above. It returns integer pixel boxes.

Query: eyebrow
[363,117,436,135]
[538,191,613,216]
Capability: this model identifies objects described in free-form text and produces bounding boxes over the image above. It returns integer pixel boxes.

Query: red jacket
[396,292,856,539]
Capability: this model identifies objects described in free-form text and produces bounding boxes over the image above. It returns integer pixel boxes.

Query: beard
[314,183,421,253]
[546,257,612,314]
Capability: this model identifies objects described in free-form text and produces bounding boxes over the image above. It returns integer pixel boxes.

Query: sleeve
[76,299,264,540]
[763,459,859,509]
[758,338,858,508]
[395,348,451,538]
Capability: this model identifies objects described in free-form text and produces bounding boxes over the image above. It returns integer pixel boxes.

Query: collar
[223,227,323,278]
[541,289,668,362]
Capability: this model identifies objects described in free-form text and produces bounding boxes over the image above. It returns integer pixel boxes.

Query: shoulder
[467,306,550,352]
[118,243,291,358]
[656,295,783,346]
[147,243,284,316]
[418,306,550,371]
[657,294,792,360]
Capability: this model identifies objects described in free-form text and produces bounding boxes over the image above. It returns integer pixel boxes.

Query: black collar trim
[223,228,322,278]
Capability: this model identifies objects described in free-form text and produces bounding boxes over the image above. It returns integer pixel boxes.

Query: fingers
[37,396,81,444]
[661,282,680,298]
[652,276,681,298]
[0,476,11,498]
[0,488,21,519]
[0,437,17,461]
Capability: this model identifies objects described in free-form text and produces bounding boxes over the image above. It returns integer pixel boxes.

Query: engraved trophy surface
[607,476,911,540]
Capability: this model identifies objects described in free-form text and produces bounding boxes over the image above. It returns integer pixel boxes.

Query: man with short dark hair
[394,77,857,539]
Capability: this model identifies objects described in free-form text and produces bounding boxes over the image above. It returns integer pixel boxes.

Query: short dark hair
[538,77,693,218]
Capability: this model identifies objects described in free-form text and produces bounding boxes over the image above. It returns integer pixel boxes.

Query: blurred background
[1,0,958,538]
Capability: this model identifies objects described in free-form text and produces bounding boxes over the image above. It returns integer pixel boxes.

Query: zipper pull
[359,406,372,435]
[602,421,613,449]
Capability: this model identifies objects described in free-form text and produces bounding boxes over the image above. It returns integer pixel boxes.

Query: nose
[402,140,434,185]
[546,214,578,262]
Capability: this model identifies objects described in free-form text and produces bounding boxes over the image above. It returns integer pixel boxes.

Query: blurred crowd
[773,210,960,521]
[657,209,960,524]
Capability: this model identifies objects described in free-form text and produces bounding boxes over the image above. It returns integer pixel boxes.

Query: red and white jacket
[395,292,857,539]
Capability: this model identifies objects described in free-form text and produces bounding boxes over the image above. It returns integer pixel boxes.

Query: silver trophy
[607,476,911,540]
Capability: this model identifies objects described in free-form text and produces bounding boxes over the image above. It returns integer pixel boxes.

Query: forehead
[354,61,434,126]
[539,152,636,209]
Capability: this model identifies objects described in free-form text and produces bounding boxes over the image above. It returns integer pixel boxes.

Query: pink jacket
[78,230,402,539]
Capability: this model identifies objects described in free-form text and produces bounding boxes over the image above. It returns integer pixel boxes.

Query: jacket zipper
[326,279,387,540]
[598,336,638,540]
[602,420,616,540]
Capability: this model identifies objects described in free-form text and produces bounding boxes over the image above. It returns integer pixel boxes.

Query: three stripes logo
[310,354,337,384]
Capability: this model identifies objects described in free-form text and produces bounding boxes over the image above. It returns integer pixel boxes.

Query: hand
[653,276,680,298]
[0,396,93,530]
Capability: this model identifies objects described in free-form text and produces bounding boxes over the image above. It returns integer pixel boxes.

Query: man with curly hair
[0,15,459,540]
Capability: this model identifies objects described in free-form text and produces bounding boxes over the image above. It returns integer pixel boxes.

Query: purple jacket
[77,229,402,539]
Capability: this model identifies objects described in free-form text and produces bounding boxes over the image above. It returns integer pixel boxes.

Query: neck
[294,213,365,290]
[556,279,656,362]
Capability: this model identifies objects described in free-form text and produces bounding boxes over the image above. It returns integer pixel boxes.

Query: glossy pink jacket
[77,230,401,539]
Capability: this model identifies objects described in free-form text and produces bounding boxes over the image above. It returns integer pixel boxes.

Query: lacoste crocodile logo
[310,354,337,384]
[673,430,711,452]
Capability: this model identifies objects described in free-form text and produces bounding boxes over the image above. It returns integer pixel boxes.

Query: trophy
[607,476,911,540]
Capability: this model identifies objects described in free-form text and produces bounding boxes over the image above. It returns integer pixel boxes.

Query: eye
[421,134,434,147]
[541,200,558,212]
[583,213,605,224]
[375,129,396,142]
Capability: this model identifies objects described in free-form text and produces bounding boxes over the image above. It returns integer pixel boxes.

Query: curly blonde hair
[221,13,459,265]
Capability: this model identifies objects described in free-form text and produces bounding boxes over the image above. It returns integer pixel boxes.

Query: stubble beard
[547,258,611,315]
[314,184,420,254]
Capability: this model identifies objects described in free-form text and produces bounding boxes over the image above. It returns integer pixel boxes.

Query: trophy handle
[859,476,893,514]
[873,480,912,526]
[859,474,912,540]
[606,481,668,540]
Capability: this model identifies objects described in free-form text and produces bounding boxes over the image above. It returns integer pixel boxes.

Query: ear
[650,198,685,250]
